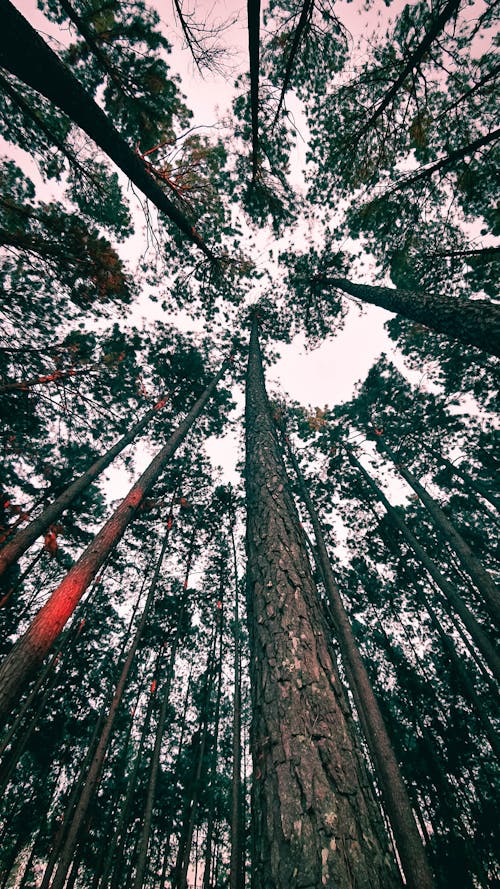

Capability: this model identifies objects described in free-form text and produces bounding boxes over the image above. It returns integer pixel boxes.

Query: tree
[244,316,401,888]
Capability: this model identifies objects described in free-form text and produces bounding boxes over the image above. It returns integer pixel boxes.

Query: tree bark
[0,396,169,578]
[320,277,500,357]
[245,316,400,889]
[345,445,500,684]
[380,440,500,627]
[0,358,229,724]
[282,433,435,889]
[0,0,215,260]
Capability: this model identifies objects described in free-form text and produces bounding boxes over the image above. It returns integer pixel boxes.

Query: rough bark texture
[381,443,500,627]
[0,397,169,578]
[0,0,215,260]
[324,277,500,357]
[245,318,400,889]
[0,360,228,725]
[283,435,435,889]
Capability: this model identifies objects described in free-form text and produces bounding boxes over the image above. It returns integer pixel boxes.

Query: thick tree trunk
[48,524,172,889]
[0,359,228,724]
[283,434,435,889]
[321,277,500,357]
[380,441,500,627]
[345,445,500,683]
[245,317,400,889]
[0,0,215,260]
[0,396,170,579]
[247,0,261,181]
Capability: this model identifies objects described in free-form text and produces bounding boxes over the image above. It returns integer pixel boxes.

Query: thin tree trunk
[273,0,314,126]
[202,587,224,889]
[245,317,400,889]
[380,440,500,626]
[282,433,435,889]
[402,562,500,759]
[48,523,172,889]
[229,524,244,889]
[102,658,159,889]
[131,528,196,889]
[173,628,218,889]
[0,0,215,260]
[345,444,500,683]
[425,445,500,514]
[40,708,107,889]
[387,127,500,192]
[357,0,461,136]
[0,358,229,724]
[155,668,193,888]
[0,395,170,579]
[319,277,500,357]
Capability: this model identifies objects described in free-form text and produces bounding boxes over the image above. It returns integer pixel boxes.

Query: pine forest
[0,0,498,885]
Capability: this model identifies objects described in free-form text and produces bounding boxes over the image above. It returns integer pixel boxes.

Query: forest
[0,0,498,886]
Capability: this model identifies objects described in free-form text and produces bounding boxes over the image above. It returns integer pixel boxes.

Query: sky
[7,0,444,498]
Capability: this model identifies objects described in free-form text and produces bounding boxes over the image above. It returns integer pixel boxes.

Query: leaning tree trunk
[0,0,215,260]
[425,446,500,515]
[321,277,500,357]
[0,394,170,578]
[345,444,500,684]
[282,432,435,889]
[379,439,500,627]
[245,316,400,889]
[0,358,229,725]
[48,522,172,889]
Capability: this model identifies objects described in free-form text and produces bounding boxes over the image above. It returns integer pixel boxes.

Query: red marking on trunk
[151,679,157,694]
[154,396,168,411]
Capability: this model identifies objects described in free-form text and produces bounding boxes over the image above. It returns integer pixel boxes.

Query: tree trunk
[173,628,218,889]
[425,445,500,514]
[0,358,229,724]
[202,590,224,889]
[131,528,196,889]
[345,444,500,683]
[245,317,400,889]
[229,525,244,889]
[0,395,170,579]
[0,0,215,260]
[320,277,500,356]
[247,0,261,181]
[358,0,461,136]
[402,562,500,759]
[380,440,500,627]
[48,522,172,889]
[282,433,435,889]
